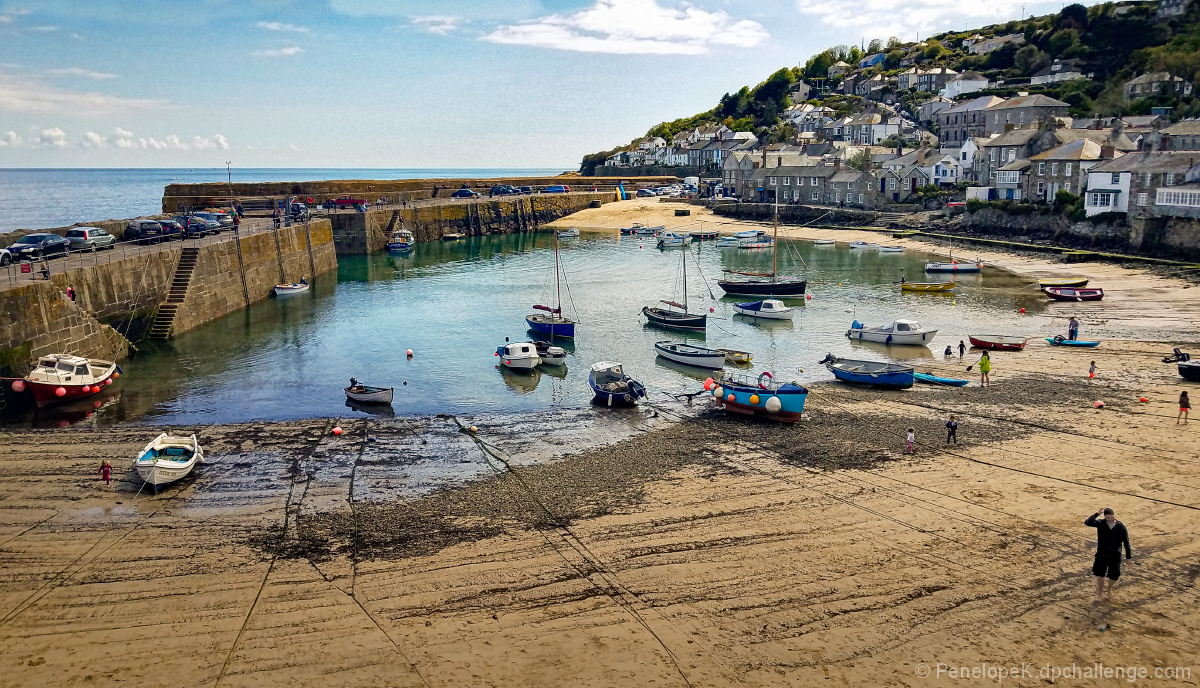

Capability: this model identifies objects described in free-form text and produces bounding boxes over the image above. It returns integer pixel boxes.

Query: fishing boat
[273,280,309,296]
[496,341,541,370]
[635,224,664,235]
[386,228,415,252]
[879,246,905,253]
[134,433,203,491]
[812,238,836,245]
[714,237,741,248]
[1038,277,1088,288]
[733,230,762,239]
[441,232,466,240]
[689,229,719,240]
[968,335,1028,351]
[739,236,774,249]
[846,319,938,346]
[849,241,879,249]
[1046,336,1100,348]
[656,232,692,248]
[533,340,567,366]
[1179,360,1200,381]
[588,361,647,406]
[1044,286,1104,302]
[900,280,956,292]
[642,242,707,331]
[619,223,647,235]
[653,341,726,369]
[710,371,808,423]
[913,372,970,387]
[925,252,983,273]
[714,348,753,364]
[718,197,806,296]
[558,227,580,238]
[526,231,576,338]
[732,299,794,320]
[821,354,914,388]
[17,354,121,408]
[344,379,394,404]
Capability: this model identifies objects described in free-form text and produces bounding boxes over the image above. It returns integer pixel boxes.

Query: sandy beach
[2,200,1198,687]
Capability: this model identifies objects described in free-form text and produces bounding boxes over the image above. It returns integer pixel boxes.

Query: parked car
[518,186,533,194]
[490,185,519,196]
[193,212,229,229]
[9,233,71,259]
[451,188,481,198]
[205,210,235,227]
[64,227,117,251]
[334,194,367,208]
[0,247,12,266]
[173,216,209,237]
[158,220,185,240]
[125,220,164,244]
[636,188,656,197]
[541,185,570,193]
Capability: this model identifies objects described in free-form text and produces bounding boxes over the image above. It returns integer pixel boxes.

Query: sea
[0,168,567,233]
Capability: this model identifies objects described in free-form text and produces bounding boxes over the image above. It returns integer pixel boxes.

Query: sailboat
[526,231,576,338]
[717,192,807,296]
[641,243,707,331]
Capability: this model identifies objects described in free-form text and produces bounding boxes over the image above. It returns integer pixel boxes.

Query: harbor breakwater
[0,220,336,377]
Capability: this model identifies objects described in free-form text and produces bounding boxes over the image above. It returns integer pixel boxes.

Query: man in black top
[1085,507,1132,602]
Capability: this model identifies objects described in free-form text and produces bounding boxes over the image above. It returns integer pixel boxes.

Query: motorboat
[1046,336,1100,348]
[1179,360,1200,381]
[273,280,309,296]
[386,228,415,252]
[1044,287,1104,302]
[900,281,956,292]
[653,341,726,369]
[16,354,121,408]
[968,335,1028,351]
[656,233,692,248]
[821,354,914,388]
[558,227,580,238]
[588,361,647,406]
[925,260,982,273]
[739,236,773,249]
[714,237,741,247]
[714,348,753,364]
[849,241,879,249]
[732,299,794,320]
[846,319,938,346]
[709,371,808,423]
[621,222,664,235]
[1038,277,1088,288]
[812,239,836,245]
[879,246,905,252]
[533,340,567,366]
[496,341,540,370]
[344,379,394,404]
[689,229,719,240]
[134,433,203,491]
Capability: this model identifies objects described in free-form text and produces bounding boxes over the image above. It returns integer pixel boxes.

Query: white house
[940,71,989,99]
[1083,168,1130,216]
[929,154,963,185]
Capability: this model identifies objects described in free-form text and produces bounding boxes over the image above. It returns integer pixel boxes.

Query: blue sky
[0,0,1077,168]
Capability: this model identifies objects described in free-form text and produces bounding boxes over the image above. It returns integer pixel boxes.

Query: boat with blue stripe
[821,354,914,388]
[708,371,808,423]
[913,372,970,387]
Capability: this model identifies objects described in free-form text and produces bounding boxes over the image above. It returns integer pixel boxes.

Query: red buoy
[332,426,343,435]
[55,387,66,397]
[11,380,25,393]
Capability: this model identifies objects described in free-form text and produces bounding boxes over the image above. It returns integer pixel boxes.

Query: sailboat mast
[682,245,688,312]
[772,185,779,279]
[554,230,562,314]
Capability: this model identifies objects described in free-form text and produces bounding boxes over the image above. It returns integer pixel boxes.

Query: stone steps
[146,247,199,340]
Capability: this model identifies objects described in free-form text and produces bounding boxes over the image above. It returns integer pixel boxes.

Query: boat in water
[653,340,725,369]
[732,299,794,320]
[656,232,692,248]
[732,230,761,239]
[849,241,879,250]
[642,242,707,331]
[526,231,576,338]
[387,228,415,252]
[344,378,394,404]
[16,354,121,408]
[714,237,741,248]
[738,236,774,249]
[879,245,905,252]
[588,361,647,406]
[968,335,1028,351]
[533,340,567,366]
[812,238,836,245]
[621,222,664,236]
[558,227,580,238]
[900,280,956,292]
[709,371,808,423]
[496,341,541,370]
[1038,277,1088,288]
[134,433,203,491]
[689,229,719,240]
[441,232,466,241]
[273,280,309,296]
[1044,286,1104,302]
[718,198,806,296]
[926,252,983,273]
[846,319,938,346]
[714,348,753,364]
[821,354,914,388]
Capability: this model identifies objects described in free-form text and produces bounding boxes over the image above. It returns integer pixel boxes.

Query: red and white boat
[968,335,1029,351]
[12,354,121,407]
[1043,287,1104,302]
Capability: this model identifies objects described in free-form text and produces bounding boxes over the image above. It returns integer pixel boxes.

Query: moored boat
[496,341,541,370]
[714,348,753,364]
[689,229,719,240]
[925,260,982,273]
[656,232,692,248]
[441,232,466,240]
[1043,286,1104,302]
[709,371,808,423]
[821,354,914,388]
[633,223,664,235]
[732,299,794,320]
[558,227,580,238]
[732,230,761,239]
[588,361,647,406]
[849,241,879,250]
[273,280,309,296]
[134,433,203,491]
[1046,336,1100,347]
[738,236,774,249]
[714,237,741,247]
[387,228,415,252]
[968,335,1028,351]
[1038,277,1088,288]
[643,240,707,331]
[812,238,836,245]
[526,230,577,338]
[879,245,905,252]
[533,340,566,366]
[654,340,725,369]
[16,354,121,408]
[846,319,938,346]
[913,372,970,387]
[345,378,394,404]
[900,281,956,292]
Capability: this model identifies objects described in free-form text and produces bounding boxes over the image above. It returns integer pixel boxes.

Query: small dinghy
[627,223,664,236]
[821,354,914,388]
[714,237,741,247]
[689,229,719,240]
[739,236,774,249]
[714,348,753,364]
[654,341,726,369]
[733,230,762,239]
[914,372,970,387]
[879,245,905,252]
[1038,277,1088,288]
[656,232,691,248]
[1044,286,1104,302]
[925,260,982,273]
[135,433,203,491]
[497,341,541,370]
[708,371,808,423]
[900,281,955,292]
[847,319,938,346]
[345,378,394,404]
[969,335,1028,351]
[812,239,836,245]
[441,232,466,241]
[387,229,415,252]
[1046,335,1100,347]
[588,361,647,406]
[849,241,879,250]
[558,228,580,238]
[533,340,566,366]
[733,299,794,320]
[273,280,309,296]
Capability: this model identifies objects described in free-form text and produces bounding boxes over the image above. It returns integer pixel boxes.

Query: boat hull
[827,364,914,388]
[653,341,725,369]
[969,335,1028,351]
[345,386,394,403]
[901,282,955,292]
[733,303,794,319]
[26,362,120,408]
[1044,287,1104,302]
[386,243,412,252]
[642,306,706,331]
[717,279,807,296]
[589,379,647,406]
[1039,278,1088,288]
[714,381,808,423]
[913,372,969,387]
[847,328,938,346]
[273,284,309,296]
[526,315,575,339]
[925,263,982,273]
[136,460,198,488]
[1179,361,1200,381]
[501,357,540,371]
[134,433,202,489]
[1046,337,1100,347]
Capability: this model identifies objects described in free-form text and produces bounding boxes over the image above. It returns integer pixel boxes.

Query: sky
[0,0,1085,169]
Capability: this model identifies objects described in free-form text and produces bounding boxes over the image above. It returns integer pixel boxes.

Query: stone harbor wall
[0,282,129,377]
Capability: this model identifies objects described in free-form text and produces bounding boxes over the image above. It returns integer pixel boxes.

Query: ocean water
[0,168,566,232]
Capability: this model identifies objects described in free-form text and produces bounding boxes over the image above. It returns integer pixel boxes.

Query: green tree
[886,36,904,50]
[923,39,948,60]
[867,38,883,53]
[846,149,869,170]
[1048,28,1080,57]
[1014,45,1050,75]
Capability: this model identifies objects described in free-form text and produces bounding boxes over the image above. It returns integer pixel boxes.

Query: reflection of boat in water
[732,313,794,330]
[345,398,396,417]
[500,366,542,393]
[653,355,719,381]
[847,338,936,360]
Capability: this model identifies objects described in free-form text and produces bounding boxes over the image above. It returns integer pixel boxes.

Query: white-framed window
[1144,172,1153,185]
[859,193,865,203]
[1065,163,1072,177]
[1111,173,1120,185]
[1038,162,1046,176]
[795,177,802,185]
[783,177,790,185]
[1137,192,1148,206]
[1051,163,1059,176]
[794,190,801,200]
[1090,192,1112,207]
[1166,172,1176,185]
[769,176,777,185]
[889,177,898,191]
[810,177,819,185]
[811,191,819,200]
[1157,189,1200,207]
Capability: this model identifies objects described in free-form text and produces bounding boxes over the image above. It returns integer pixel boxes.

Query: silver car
[65,227,117,251]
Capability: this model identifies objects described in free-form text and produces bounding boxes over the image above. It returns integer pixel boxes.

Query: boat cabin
[28,354,104,384]
[890,320,922,333]
[502,343,536,357]
[590,362,630,391]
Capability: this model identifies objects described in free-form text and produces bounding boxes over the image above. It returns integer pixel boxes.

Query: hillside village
[583,0,1200,256]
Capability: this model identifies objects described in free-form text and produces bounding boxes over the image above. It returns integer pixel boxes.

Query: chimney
[897,142,904,157]
[834,156,841,170]
[1112,119,1124,137]
[863,157,872,173]
[1159,134,1172,152]
[1100,144,1115,159]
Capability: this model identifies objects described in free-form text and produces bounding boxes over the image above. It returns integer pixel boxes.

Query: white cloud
[112,127,134,148]
[256,21,310,33]
[37,127,67,147]
[82,130,106,147]
[0,15,12,24]
[794,0,1025,36]
[0,70,166,113]
[481,0,768,55]
[0,130,21,146]
[212,134,230,149]
[46,67,117,79]
[410,16,459,35]
[252,45,305,57]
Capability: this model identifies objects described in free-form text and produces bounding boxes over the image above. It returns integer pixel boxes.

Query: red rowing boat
[12,354,121,407]
[1044,287,1104,302]
[968,335,1029,351]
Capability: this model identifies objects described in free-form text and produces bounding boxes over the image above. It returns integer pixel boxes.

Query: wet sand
[2,200,1199,687]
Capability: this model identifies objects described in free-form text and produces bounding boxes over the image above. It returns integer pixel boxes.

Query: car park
[125,220,164,244]
[541,185,570,193]
[64,227,117,251]
[9,233,72,259]
[451,188,481,198]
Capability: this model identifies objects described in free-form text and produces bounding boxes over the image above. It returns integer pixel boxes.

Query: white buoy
[765,396,782,413]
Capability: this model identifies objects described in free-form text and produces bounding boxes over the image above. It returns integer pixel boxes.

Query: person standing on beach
[1085,507,1132,602]
[978,350,992,387]
[1068,316,1079,341]
[958,340,966,359]
[1180,391,1191,424]
[946,416,958,444]
[99,460,112,486]
[905,427,915,453]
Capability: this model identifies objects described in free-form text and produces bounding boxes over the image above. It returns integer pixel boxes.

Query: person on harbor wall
[66,285,75,302]
[1085,507,1132,602]
[1068,316,1079,340]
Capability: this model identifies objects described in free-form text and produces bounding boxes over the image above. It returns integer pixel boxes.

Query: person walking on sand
[99,460,112,486]
[958,340,966,359]
[1068,316,1079,341]
[978,350,992,387]
[1089,360,1097,381]
[946,416,958,444]
[1179,391,1191,424]
[1085,507,1132,602]
[906,427,915,454]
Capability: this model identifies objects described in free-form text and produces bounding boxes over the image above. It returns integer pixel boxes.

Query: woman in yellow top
[978,350,992,387]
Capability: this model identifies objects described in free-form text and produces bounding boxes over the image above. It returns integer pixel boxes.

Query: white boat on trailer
[134,433,204,491]
[653,341,726,369]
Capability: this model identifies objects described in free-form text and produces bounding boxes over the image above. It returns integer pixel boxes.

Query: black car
[451,188,480,198]
[158,220,185,240]
[490,185,519,196]
[8,233,71,259]
[125,220,164,244]
[518,186,533,194]
[174,216,214,237]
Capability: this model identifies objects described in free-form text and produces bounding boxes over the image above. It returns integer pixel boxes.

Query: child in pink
[99,460,112,486]
[906,428,915,453]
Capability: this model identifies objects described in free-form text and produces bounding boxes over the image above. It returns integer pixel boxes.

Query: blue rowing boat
[1045,336,1100,348]
[914,372,970,387]
[709,372,808,423]
[821,354,914,388]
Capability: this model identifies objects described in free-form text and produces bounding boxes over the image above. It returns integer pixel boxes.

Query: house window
[769,177,777,185]
[859,193,865,203]
[1111,173,1120,185]
[1144,172,1153,185]
[1065,163,1072,177]
[1090,192,1112,207]
[889,178,898,191]
[1137,192,1148,206]
[1051,163,1059,176]
[1166,172,1176,185]
[1037,182,1045,196]
[783,177,790,185]
[1038,162,1046,176]
[811,191,819,200]
[810,177,819,185]
[795,177,802,185]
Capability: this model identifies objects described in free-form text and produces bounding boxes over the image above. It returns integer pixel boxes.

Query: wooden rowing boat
[901,281,956,292]
[968,335,1028,351]
[1044,287,1104,302]
[1038,277,1088,288]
